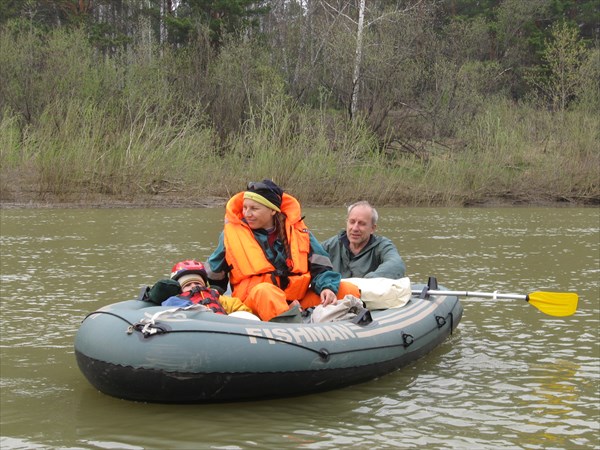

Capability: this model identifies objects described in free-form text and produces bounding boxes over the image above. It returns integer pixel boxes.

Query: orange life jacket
[223,192,312,301]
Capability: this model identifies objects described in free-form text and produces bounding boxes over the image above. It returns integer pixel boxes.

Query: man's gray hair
[347,201,378,225]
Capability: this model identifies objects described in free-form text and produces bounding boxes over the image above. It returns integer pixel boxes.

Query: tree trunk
[350,0,365,120]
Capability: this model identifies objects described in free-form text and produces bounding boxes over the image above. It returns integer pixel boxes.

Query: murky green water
[1,207,598,449]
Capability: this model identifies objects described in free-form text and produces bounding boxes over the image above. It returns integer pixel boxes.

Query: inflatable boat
[74,282,463,403]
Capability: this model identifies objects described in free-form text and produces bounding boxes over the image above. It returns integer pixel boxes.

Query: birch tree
[350,0,365,119]
[320,0,425,120]
[526,21,588,111]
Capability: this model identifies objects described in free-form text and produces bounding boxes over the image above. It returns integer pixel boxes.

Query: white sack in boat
[310,295,365,323]
[344,277,412,310]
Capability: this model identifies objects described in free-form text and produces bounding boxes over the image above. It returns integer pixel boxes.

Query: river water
[1,207,598,450]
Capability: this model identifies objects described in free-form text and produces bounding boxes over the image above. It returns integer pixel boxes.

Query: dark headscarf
[244,180,283,212]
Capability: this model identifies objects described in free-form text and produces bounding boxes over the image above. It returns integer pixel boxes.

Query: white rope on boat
[139,305,209,335]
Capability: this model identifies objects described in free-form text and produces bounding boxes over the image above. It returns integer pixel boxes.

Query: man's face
[346,205,376,248]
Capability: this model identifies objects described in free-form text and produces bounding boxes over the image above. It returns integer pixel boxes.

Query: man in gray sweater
[322,201,406,279]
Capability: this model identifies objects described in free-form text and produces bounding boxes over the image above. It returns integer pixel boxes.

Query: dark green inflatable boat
[74,283,462,403]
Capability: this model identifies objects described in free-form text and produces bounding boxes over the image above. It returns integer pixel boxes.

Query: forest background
[0,0,598,208]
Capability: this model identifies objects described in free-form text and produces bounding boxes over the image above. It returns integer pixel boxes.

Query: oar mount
[419,276,439,299]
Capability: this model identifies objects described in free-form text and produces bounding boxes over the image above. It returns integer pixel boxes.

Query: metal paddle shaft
[413,288,578,316]
[412,289,527,300]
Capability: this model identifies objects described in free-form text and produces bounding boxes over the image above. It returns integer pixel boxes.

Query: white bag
[344,277,412,310]
[310,295,366,323]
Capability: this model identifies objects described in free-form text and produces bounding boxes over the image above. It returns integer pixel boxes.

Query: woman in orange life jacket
[205,180,360,321]
[163,260,257,318]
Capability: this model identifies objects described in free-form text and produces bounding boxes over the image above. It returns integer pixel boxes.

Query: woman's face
[243,198,276,230]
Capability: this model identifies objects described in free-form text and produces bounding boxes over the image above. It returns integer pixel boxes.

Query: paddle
[413,289,578,317]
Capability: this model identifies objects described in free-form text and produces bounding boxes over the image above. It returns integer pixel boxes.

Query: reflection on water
[1,207,598,449]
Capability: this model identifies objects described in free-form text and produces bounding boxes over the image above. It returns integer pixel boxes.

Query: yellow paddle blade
[528,291,578,316]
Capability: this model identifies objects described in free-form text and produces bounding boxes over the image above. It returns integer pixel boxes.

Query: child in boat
[163,260,258,319]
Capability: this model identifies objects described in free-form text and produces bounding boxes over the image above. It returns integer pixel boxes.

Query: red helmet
[170,260,208,283]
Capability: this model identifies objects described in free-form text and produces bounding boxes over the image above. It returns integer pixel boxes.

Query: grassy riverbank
[1,97,598,208]
[1,22,598,209]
